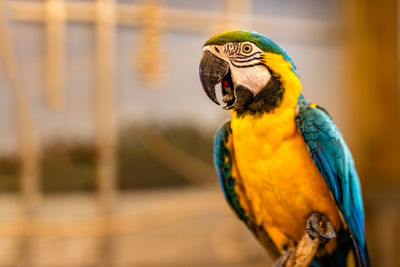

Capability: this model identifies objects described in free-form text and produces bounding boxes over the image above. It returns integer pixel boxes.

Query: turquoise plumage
[296,97,370,266]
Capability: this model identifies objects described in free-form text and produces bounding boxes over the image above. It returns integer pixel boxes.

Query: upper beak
[199,50,229,105]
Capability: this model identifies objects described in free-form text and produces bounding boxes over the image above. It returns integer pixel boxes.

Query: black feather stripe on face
[235,69,284,117]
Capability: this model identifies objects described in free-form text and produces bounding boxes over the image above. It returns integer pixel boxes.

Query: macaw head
[199,30,301,114]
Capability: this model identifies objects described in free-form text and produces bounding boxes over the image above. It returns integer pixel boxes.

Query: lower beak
[199,50,229,105]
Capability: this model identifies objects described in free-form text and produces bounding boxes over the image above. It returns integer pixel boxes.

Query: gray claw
[306,212,336,243]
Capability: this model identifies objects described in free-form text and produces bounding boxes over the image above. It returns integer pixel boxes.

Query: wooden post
[0,1,40,266]
[44,0,66,110]
[375,208,397,267]
[94,0,117,265]
[343,0,400,185]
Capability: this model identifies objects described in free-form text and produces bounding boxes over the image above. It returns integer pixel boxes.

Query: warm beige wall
[342,0,400,186]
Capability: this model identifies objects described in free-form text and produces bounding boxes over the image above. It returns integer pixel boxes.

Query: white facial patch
[230,64,271,96]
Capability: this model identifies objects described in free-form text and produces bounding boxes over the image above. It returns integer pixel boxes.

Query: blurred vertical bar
[375,208,397,267]
[344,0,400,184]
[343,0,399,265]
[44,0,66,110]
[94,0,117,265]
[0,1,40,266]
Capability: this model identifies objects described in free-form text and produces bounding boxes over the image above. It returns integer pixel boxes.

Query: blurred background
[0,0,399,266]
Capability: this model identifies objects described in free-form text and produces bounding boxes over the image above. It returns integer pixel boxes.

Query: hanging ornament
[136,0,165,89]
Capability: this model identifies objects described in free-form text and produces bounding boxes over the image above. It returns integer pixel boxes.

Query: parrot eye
[242,44,252,54]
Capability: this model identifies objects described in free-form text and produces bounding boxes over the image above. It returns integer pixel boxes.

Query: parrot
[198,30,371,267]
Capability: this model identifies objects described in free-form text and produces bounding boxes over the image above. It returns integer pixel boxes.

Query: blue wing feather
[214,121,248,222]
[296,101,370,267]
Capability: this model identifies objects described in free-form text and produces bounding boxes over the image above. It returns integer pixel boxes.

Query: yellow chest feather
[230,109,341,251]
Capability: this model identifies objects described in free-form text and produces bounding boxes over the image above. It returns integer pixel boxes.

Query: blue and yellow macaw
[199,30,370,267]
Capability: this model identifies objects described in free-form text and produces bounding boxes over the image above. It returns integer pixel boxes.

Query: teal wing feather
[296,100,370,267]
[214,121,248,222]
[214,121,280,259]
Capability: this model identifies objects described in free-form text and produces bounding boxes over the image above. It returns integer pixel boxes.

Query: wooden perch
[273,213,336,267]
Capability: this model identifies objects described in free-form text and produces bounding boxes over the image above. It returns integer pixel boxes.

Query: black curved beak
[199,50,229,105]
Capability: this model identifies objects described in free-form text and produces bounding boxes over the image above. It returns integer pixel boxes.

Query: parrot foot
[271,212,336,267]
[306,212,336,244]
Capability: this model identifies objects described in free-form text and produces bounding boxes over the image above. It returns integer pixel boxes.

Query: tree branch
[273,212,336,267]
